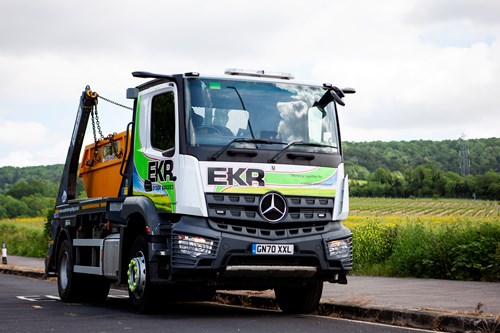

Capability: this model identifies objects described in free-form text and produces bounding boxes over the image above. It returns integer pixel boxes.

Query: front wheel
[274,281,323,314]
[128,235,156,313]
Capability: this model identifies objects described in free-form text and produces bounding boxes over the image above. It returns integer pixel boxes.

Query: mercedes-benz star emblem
[259,192,287,222]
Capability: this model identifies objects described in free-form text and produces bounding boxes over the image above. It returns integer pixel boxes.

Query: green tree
[7,179,57,199]
[404,165,436,197]
[471,170,500,200]
[442,172,468,197]
[0,194,30,218]
[22,195,55,217]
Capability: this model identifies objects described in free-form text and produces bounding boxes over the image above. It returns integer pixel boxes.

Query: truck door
[133,82,178,213]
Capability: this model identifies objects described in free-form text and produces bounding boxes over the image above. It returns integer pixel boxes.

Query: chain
[87,104,104,166]
[86,92,131,167]
[107,133,123,158]
[89,93,130,146]
[94,104,105,140]
[90,109,98,143]
[90,105,104,140]
[97,94,133,110]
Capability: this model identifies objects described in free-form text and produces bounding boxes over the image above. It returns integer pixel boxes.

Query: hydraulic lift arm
[55,86,98,206]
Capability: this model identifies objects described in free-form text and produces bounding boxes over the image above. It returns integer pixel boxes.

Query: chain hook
[85,87,130,166]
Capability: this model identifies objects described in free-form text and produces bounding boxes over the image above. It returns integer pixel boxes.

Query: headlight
[177,235,215,258]
[327,238,352,259]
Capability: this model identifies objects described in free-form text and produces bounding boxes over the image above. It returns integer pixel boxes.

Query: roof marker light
[224,68,294,80]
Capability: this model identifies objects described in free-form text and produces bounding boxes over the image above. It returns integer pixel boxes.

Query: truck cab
[47,69,354,314]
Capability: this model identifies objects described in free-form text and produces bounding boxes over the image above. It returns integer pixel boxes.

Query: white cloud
[0,120,48,147]
[0,0,499,167]
[0,121,69,167]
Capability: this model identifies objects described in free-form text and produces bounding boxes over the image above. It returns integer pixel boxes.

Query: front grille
[205,193,334,225]
[208,219,332,240]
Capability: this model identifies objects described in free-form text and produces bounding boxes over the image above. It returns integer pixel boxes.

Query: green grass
[0,218,47,258]
[345,209,500,281]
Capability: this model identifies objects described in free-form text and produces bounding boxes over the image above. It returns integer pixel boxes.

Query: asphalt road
[0,274,434,333]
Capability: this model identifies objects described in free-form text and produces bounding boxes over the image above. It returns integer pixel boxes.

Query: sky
[0,0,499,167]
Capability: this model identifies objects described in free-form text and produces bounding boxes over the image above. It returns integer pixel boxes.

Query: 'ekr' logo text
[208,167,265,186]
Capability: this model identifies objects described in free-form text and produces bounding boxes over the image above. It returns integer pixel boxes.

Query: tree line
[343,137,499,200]
[0,137,498,218]
[344,137,499,176]
[0,165,84,218]
[349,165,499,200]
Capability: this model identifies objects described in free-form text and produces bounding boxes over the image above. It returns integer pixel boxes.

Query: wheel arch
[118,196,164,284]
[120,212,147,284]
[121,196,162,232]
[119,197,149,283]
[54,227,73,271]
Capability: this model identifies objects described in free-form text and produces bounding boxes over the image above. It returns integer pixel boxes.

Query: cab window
[151,91,175,154]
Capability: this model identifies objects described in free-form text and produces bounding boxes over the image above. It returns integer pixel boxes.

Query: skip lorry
[45,69,355,313]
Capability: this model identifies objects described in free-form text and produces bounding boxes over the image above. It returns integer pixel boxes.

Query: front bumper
[149,215,352,287]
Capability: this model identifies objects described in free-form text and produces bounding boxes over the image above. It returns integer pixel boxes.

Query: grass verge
[0,218,47,258]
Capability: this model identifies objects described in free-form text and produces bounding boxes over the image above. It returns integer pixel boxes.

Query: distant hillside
[0,165,64,218]
[0,137,498,217]
[343,137,499,178]
[0,164,64,192]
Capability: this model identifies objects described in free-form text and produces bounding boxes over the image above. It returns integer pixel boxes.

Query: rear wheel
[128,235,156,313]
[85,275,111,303]
[58,239,110,303]
[274,281,323,314]
[57,239,84,302]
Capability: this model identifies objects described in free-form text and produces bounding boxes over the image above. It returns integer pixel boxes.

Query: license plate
[252,244,294,255]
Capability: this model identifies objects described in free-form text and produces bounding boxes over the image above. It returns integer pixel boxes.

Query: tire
[274,281,323,314]
[57,239,84,302]
[84,275,111,303]
[58,239,111,303]
[128,235,156,313]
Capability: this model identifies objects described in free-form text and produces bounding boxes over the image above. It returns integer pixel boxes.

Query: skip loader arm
[55,86,97,206]
[45,86,97,275]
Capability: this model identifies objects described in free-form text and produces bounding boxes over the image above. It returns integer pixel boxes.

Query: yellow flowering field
[0,217,44,229]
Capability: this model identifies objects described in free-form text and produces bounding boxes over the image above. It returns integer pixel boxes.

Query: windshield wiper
[268,141,338,163]
[211,138,286,160]
[227,86,256,139]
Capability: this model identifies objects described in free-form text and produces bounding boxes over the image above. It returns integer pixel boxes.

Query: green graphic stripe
[133,95,176,213]
[264,167,336,185]
[134,96,149,179]
[143,193,174,213]
[215,186,336,197]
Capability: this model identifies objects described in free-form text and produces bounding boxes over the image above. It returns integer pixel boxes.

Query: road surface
[0,274,434,333]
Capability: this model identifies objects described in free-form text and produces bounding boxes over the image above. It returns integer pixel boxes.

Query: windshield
[185,78,340,154]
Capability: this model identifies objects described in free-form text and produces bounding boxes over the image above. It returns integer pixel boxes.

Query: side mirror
[313,86,356,110]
